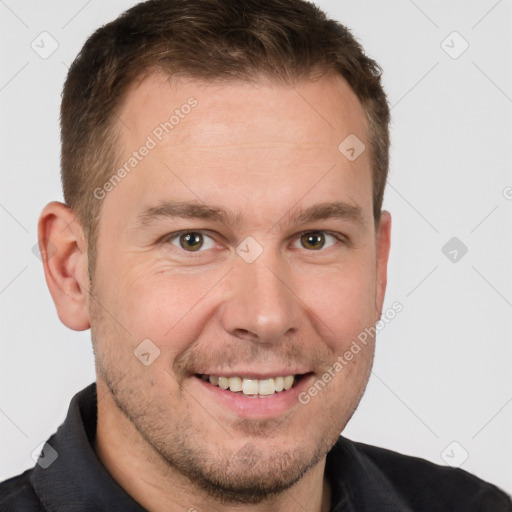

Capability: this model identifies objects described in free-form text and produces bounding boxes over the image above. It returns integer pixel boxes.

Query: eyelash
[161,230,348,256]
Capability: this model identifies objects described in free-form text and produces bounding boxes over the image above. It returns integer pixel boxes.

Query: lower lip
[192,374,315,418]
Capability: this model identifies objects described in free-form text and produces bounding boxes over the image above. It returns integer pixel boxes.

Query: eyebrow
[135,200,364,230]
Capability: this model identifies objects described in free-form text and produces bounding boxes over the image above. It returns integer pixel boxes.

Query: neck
[94,379,331,512]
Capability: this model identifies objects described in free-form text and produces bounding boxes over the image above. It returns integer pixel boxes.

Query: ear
[37,201,91,331]
[374,210,392,320]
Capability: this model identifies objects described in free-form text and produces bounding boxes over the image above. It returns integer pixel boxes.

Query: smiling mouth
[196,374,309,397]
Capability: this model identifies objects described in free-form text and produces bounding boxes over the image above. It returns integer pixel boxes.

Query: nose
[220,247,301,344]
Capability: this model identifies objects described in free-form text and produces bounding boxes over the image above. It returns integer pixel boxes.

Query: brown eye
[178,232,204,251]
[300,232,325,250]
[167,231,217,254]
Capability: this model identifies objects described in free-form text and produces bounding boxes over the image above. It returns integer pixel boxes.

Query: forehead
[118,72,367,149]
[105,72,372,230]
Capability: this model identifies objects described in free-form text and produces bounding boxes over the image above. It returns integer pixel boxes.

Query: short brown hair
[61,0,390,274]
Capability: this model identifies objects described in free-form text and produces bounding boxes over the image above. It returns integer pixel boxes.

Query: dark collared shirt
[1,383,511,511]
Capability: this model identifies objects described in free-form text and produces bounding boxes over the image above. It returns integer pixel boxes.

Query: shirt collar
[30,383,146,511]
[325,435,412,512]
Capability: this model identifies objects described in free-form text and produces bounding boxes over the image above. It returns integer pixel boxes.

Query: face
[89,73,390,502]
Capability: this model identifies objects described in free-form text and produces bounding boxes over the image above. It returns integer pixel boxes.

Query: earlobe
[38,201,91,331]
[375,211,392,319]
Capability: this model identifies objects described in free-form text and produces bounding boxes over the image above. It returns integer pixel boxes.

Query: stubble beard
[94,349,336,504]
[89,284,368,505]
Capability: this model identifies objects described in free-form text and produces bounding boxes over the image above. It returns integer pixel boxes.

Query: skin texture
[39,73,391,512]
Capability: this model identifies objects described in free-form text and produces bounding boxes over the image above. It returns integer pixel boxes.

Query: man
[1,0,510,510]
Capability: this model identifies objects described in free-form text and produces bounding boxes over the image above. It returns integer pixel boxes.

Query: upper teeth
[204,375,295,395]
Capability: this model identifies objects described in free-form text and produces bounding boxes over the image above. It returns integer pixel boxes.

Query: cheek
[110,267,221,354]
[91,269,212,394]
[297,257,377,352]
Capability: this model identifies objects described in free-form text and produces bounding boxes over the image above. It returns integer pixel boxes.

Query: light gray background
[1,0,511,495]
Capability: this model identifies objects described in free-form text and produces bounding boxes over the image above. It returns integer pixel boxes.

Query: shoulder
[340,437,512,511]
[0,468,44,511]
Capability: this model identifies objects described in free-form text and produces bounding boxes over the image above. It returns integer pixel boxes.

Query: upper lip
[196,370,311,379]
